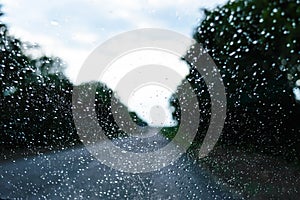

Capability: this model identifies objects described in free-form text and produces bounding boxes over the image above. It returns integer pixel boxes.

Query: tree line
[1,0,300,161]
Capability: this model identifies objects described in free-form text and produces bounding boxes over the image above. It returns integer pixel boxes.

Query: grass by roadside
[196,145,300,199]
[160,127,300,199]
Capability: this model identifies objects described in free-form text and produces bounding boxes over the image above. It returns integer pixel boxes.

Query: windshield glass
[0,0,299,199]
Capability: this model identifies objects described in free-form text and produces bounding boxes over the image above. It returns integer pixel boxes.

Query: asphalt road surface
[0,130,241,199]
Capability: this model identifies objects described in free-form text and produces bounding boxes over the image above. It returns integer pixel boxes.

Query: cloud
[1,0,227,82]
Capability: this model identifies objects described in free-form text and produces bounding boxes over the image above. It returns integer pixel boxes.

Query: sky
[0,0,228,82]
[0,0,228,126]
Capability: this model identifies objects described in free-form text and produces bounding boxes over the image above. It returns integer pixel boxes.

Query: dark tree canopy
[0,7,123,149]
[194,0,299,104]
[188,0,300,158]
[0,6,78,148]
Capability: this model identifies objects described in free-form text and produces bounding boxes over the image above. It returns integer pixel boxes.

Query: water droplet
[50,20,59,26]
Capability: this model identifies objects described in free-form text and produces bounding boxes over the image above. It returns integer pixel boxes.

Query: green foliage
[129,112,148,127]
[160,126,178,140]
[190,0,300,159]
[0,6,141,148]
[0,7,122,148]
[194,0,299,103]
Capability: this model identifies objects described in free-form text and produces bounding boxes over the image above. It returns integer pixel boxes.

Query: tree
[189,0,300,158]
[0,10,36,100]
[0,6,130,148]
[0,6,79,148]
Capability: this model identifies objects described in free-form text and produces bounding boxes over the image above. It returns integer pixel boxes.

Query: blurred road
[0,132,241,199]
